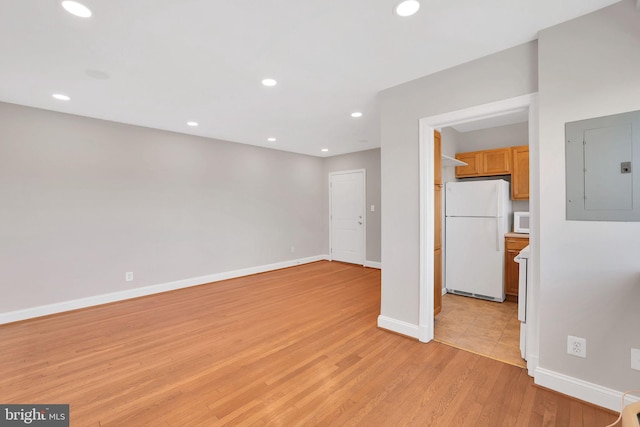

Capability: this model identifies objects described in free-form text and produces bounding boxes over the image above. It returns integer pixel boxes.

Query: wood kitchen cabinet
[434,185,442,250]
[454,145,529,200]
[454,147,511,178]
[454,151,482,177]
[434,133,442,186]
[504,234,529,301]
[434,248,442,314]
[511,145,529,200]
[434,131,442,316]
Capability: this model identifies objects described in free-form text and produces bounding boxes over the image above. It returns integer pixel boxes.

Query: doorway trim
[329,169,367,266]
[418,93,539,375]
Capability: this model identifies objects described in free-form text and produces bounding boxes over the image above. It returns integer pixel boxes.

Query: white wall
[455,122,528,152]
[0,102,327,314]
[379,41,538,325]
[537,0,640,394]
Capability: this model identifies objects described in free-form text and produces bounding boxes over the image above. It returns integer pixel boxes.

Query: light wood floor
[1,261,616,426]
[434,293,525,368]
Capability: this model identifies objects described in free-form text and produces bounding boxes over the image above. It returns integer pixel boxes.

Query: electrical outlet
[125,272,133,282]
[290,246,295,253]
[567,335,587,358]
[631,348,640,371]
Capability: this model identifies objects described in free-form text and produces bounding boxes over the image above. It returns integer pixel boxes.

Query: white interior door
[330,170,365,265]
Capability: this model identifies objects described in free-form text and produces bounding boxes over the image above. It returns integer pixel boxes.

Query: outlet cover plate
[567,335,587,358]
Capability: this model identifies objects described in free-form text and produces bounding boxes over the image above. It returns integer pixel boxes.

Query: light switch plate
[631,348,640,371]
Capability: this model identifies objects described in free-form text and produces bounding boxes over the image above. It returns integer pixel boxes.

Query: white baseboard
[365,260,382,269]
[377,315,419,339]
[0,255,329,325]
[535,367,640,411]
[526,354,539,378]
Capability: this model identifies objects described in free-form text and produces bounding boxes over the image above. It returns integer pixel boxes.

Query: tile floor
[434,293,526,368]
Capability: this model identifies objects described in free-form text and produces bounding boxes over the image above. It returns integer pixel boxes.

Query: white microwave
[514,212,530,234]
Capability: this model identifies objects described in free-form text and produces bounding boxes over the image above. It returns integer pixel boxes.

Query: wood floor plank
[0,261,618,426]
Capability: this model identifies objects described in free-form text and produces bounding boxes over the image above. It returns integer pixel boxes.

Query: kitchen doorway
[433,122,528,368]
[417,93,539,375]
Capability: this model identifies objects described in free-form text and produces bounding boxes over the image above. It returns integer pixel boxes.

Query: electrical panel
[566,110,640,221]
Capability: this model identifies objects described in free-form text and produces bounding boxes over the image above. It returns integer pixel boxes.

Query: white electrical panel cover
[565,110,640,221]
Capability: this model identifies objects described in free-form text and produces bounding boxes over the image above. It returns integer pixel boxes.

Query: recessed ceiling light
[187,121,198,127]
[61,1,92,18]
[267,137,277,142]
[351,112,363,118]
[52,93,70,101]
[394,0,420,17]
[321,148,329,152]
[261,78,277,87]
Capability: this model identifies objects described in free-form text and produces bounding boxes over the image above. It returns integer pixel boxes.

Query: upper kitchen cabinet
[483,147,512,175]
[455,147,511,178]
[454,145,529,200]
[511,145,529,200]
[453,152,482,177]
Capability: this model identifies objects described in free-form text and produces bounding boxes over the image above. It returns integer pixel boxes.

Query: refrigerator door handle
[496,217,501,251]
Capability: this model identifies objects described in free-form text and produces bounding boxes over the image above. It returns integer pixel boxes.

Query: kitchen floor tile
[434,293,526,368]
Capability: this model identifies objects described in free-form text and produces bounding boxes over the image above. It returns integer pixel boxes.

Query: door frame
[329,169,367,266]
[417,93,540,376]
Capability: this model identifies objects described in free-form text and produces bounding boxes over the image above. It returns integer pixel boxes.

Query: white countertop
[505,232,530,238]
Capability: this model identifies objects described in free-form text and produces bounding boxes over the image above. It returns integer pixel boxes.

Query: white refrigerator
[445,179,512,302]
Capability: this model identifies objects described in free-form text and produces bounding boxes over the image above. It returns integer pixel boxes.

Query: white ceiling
[0,0,620,157]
